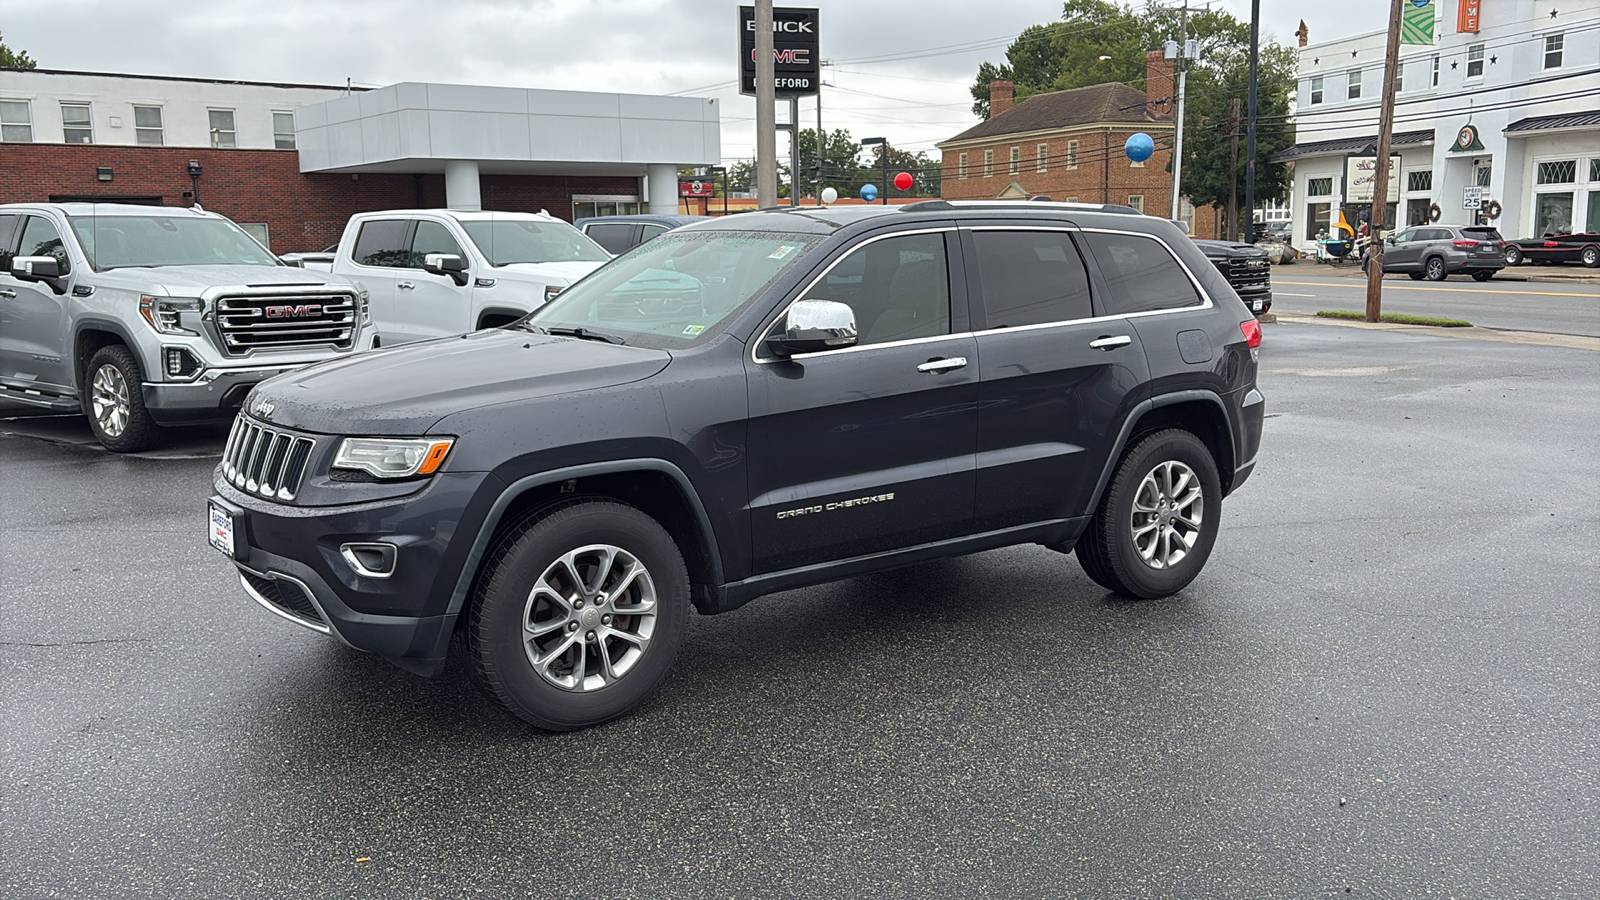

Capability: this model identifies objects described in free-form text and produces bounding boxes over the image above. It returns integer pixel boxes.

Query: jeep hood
[93,264,353,295]
[248,328,670,435]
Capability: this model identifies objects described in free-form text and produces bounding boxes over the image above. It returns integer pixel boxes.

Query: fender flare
[440,458,726,625]
[476,307,531,329]
[72,317,143,385]
[1085,390,1237,515]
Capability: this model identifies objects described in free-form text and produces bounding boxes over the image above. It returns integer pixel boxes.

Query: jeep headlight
[139,295,203,335]
[332,437,454,478]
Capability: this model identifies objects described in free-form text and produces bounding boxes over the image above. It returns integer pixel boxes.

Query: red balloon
[894,171,913,191]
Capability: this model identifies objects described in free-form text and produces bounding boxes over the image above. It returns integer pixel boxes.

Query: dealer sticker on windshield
[768,244,800,260]
[681,324,706,336]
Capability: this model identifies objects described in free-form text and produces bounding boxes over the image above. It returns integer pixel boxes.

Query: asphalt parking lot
[3,320,1597,898]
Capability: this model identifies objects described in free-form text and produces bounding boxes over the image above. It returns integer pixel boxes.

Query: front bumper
[212,467,500,676]
[143,332,380,424]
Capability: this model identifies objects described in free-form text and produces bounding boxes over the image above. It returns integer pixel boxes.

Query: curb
[1267,311,1600,351]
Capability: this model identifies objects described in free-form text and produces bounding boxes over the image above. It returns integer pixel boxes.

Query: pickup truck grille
[214,292,356,354]
[1226,256,1271,290]
[222,417,315,502]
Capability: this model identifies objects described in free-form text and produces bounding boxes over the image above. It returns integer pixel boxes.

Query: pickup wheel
[1076,429,1222,599]
[467,500,689,731]
[83,344,163,452]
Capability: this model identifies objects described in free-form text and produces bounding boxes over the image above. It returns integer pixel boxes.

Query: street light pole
[1245,0,1260,241]
[755,0,777,209]
[1168,0,1190,221]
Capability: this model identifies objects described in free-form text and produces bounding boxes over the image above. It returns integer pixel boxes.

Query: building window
[1036,143,1048,172]
[958,152,968,180]
[238,223,270,250]
[1544,33,1564,69]
[1407,170,1432,192]
[1476,163,1492,188]
[1306,202,1331,240]
[1395,62,1404,93]
[208,109,236,148]
[0,100,31,142]
[1536,193,1573,235]
[1537,160,1577,185]
[1590,159,1600,182]
[1309,76,1324,105]
[983,149,993,178]
[1127,195,1144,213]
[132,105,163,146]
[1067,140,1079,169]
[273,111,295,149]
[1431,55,1440,87]
[61,103,92,143]
[1347,71,1362,100]
[1009,146,1019,175]
[1307,177,1333,196]
[1466,43,1484,79]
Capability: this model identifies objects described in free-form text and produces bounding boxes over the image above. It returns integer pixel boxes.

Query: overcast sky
[6,0,1388,162]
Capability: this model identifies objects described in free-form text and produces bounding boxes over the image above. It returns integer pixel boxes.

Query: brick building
[937,51,1217,236]
[0,69,719,253]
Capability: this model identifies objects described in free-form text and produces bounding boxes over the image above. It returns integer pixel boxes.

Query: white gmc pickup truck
[308,209,611,345]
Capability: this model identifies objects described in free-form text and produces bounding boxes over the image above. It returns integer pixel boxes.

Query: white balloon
[820,187,838,205]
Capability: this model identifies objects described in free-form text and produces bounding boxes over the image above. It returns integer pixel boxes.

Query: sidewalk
[1283,259,1600,286]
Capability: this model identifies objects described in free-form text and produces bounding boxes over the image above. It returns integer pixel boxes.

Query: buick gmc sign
[739,6,820,97]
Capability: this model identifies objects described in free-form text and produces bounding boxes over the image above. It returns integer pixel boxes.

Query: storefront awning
[1505,110,1600,135]
[1270,129,1434,162]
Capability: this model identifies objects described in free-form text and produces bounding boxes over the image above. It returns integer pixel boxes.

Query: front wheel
[467,500,689,731]
[1424,257,1447,281]
[1076,429,1223,599]
[83,345,163,452]
[1582,245,1599,268]
[1504,245,1523,266]
[1471,270,1494,282]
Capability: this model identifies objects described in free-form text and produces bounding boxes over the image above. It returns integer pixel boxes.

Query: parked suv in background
[327,210,610,345]
[576,214,709,255]
[0,203,372,451]
[1193,239,1273,315]
[210,200,1265,730]
[1380,224,1505,281]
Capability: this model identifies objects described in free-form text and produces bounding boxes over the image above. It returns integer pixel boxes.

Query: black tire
[1582,245,1599,268]
[1075,429,1223,599]
[1503,245,1523,266]
[467,500,689,731]
[1407,272,1425,281]
[1471,270,1494,282]
[82,344,163,452]
[1424,256,1447,281]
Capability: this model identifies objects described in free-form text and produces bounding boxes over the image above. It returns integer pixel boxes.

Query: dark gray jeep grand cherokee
[209,201,1265,730]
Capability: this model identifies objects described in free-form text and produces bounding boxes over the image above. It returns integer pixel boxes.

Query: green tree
[0,31,38,68]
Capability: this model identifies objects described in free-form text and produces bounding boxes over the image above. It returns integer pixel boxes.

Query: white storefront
[1279,0,1600,250]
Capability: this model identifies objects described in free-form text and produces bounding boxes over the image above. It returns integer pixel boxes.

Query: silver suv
[0,203,375,451]
[1379,224,1506,282]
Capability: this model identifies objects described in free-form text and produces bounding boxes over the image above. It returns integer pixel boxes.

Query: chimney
[989,79,1014,118]
[1145,49,1174,116]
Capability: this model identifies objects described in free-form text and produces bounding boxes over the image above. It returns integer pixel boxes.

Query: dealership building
[1276,0,1600,250]
[0,68,721,252]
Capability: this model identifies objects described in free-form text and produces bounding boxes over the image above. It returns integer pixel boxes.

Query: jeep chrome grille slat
[215,293,356,354]
[222,418,315,501]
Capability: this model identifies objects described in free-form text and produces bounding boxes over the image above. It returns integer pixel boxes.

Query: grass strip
[1315,310,1473,328]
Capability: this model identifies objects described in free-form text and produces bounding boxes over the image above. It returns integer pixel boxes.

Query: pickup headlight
[332,437,454,478]
[357,288,371,326]
[544,284,563,304]
[139,295,202,335]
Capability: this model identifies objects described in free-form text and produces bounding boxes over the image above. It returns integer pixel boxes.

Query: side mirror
[12,256,67,294]
[766,299,857,357]
[280,255,305,268]
[423,253,469,286]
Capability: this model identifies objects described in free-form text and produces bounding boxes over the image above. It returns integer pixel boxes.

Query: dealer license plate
[208,498,237,558]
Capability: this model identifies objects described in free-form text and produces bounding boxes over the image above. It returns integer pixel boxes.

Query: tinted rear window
[1461,227,1502,241]
[352,219,410,267]
[1082,232,1201,314]
[584,223,636,254]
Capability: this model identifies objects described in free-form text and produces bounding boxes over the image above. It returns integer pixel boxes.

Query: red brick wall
[940,128,1173,209]
[0,144,642,252]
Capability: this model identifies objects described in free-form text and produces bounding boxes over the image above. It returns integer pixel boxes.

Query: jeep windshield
[521,231,820,350]
[462,219,610,266]
[68,215,280,271]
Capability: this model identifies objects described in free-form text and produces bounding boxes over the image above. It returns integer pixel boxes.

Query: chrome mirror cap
[768,299,858,356]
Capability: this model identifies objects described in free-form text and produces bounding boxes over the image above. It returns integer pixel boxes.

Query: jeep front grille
[214,292,356,354]
[222,418,315,501]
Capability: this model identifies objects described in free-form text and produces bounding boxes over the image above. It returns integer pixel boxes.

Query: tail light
[1240,319,1261,349]
[1453,240,1479,248]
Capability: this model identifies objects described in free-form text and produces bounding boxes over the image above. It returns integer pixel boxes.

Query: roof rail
[900,200,1143,215]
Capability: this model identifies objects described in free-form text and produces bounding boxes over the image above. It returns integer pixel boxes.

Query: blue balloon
[859,183,879,202]
[1124,132,1155,163]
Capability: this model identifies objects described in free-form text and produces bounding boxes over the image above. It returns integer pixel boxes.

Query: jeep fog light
[332,437,454,478]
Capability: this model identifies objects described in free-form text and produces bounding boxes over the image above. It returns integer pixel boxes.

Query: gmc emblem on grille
[264,304,322,318]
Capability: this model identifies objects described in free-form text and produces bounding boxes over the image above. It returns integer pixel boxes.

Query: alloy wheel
[1583,246,1599,268]
[90,363,131,438]
[1129,461,1204,570]
[522,544,657,692]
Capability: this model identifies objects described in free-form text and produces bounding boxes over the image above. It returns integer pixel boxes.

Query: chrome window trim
[751,226,958,366]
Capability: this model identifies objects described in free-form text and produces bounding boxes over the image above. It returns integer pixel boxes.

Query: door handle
[1089,335,1132,351]
[397,282,416,291]
[917,356,968,374]
[0,290,15,299]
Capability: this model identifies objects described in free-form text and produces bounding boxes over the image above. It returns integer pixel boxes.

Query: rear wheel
[1471,270,1494,282]
[83,345,162,452]
[468,500,689,731]
[1076,429,1223,599]
[1424,256,1447,281]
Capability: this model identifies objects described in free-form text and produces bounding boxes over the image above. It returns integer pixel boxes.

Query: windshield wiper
[544,326,627,345]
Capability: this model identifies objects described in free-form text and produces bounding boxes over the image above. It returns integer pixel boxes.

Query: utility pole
[1228,98,1242,241]
[1168,0,1190,220]
[755,0,777,208]
[1366,0,1403,322]
[1244,0,1260,241]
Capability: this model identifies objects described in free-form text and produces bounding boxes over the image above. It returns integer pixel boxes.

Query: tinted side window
[585,223,636,254]
[1082,232,1200,314]
[801,232,949,346]
[0,214,18,270]
[409,220,463,268]
[18,215,69,275]
[639,224,669,244]
[352,219,410,267]
[971,229,1093,327]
